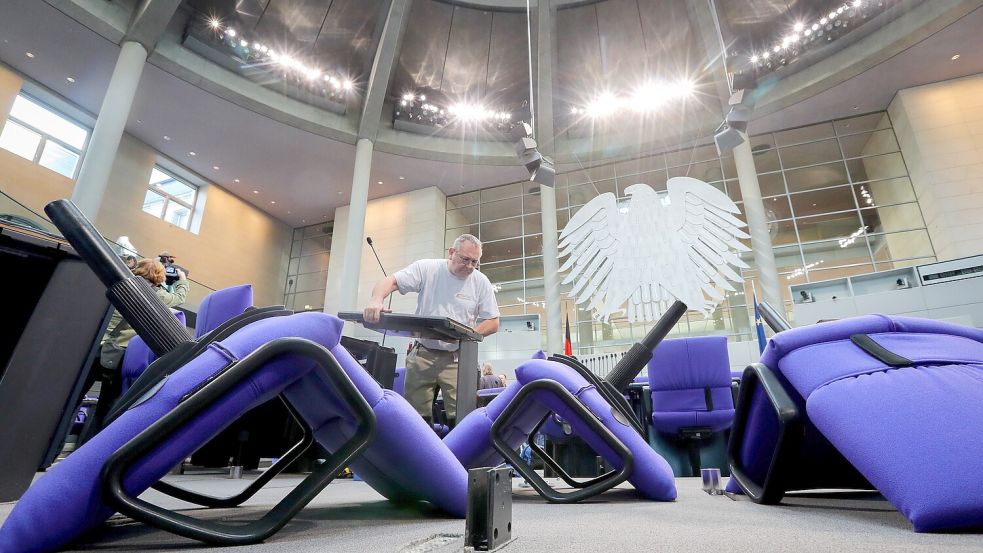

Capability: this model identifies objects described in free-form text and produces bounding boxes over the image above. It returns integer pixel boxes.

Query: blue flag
[753,288,768,354]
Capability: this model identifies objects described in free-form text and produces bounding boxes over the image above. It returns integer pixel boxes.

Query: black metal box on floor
[465,467,512,551]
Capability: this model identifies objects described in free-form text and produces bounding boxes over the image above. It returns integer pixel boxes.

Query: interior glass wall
[445,111,933,354]
[284,222,332,311]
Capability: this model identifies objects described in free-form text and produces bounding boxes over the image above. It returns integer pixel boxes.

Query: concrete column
[733,132,783,311]
[338,138,373,311]
[534,0,562,354]
[71,41,148,219]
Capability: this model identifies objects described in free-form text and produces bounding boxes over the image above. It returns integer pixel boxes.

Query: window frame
[143,165,200,231]
[0,93,90,179]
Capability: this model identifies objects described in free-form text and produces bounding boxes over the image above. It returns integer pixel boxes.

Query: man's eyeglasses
[455,253,480,267]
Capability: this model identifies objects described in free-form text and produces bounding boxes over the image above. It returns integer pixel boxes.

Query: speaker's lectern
[338,312,484,420]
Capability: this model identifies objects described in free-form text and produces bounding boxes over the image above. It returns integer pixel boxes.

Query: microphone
[365,236,394,346]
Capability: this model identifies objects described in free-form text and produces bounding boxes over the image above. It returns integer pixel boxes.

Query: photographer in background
[76,258,190,444]
[158,251,190,288]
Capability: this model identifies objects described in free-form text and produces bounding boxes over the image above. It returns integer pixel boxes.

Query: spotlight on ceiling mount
[511,122,555,188]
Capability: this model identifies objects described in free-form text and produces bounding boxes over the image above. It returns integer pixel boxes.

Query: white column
[338,138,373,311]
[71,41,148,219]
[540,186,563,353]
[733,132,783,311]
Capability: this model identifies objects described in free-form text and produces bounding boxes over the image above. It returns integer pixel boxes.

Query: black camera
[158,253,189,286]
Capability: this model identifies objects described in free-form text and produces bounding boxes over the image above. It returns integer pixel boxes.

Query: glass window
[846,152,907,183]
[8,95,87,148]
[568,183,600,206]
[447,205,480,227]
[763,195,793,220]
[525,256,544,279]
[779,138,841,169]
[0,120,42,160]
[757,172,786,196]
[769,219,798,246]
[668,159,723,182]
[480,216,523,242]
[523,190,542,213]
[38,141,80,178]
[482,237,524,263]
[773,122,835,146]
[523,234,544,257]
[0,94,88,177]
[144,166,198,230]
[750,146,781,173]
[789,187,857,217]
[858,177,916,207]
[868,229,934,261]
[666,144,718,166]
[839,129,899,158]
[480,182,522,202]
[142,190,165,218]
[620,170,667,194]
[795,211,864,243]
[784,161,849,192]
[481,197,522,221]
[481,258,525,284]
[834,112,890,136]
[522,213,542,235]
[446,225,479,248]
[447,191,479,208]
[861,203,925,234]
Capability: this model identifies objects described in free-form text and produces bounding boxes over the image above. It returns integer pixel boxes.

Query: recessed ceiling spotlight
[852,105,859,110]
[377,181,383,185]
[302,219,306,223]
[163,135,171,141]
[25,52,35,58]
[399,176,405,180]
[212,166,220,170]
[270,201,276,204]
[189,151,196,156]
[136,120,142,124]
[951,54,961,61]
[234,178,240,183]
[66,77,76,83]
[337,191,343,195]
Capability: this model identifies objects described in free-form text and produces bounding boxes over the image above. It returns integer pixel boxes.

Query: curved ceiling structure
[0,0,981,226]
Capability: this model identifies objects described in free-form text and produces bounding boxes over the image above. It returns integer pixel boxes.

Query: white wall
[324,186,447,356]
[889,73,983,261]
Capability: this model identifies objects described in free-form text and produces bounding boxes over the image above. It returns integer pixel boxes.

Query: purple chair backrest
[194,284,253,339]
[648,336,734,433]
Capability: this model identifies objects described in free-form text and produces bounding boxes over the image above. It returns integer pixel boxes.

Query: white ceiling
[0,0,981,228]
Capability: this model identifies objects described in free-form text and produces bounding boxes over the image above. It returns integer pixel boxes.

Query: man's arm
[475,317,500,336]
[363,275,399,323]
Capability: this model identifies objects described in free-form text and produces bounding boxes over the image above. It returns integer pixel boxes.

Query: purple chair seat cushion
[444,382,533,468]
[648,336,734,435]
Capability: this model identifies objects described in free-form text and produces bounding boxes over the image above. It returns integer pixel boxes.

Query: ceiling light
[403,93,414,102]
[951,54,960,60]
[188,151,196,156]
[377,181,383,184]
[234,178,240,183]
[209,18,221,29]
[342,79,353,90]
[750,54,759,63]
[66,77,76,83]
[793,22,804,32]
[212,166,220,170]
[163,135,171,141]
[270,201,276,204]
[853,0,862,7]
[25,52,34,58]
[226,28,237,37]
[399,176,405,180]
[253,190,259,194]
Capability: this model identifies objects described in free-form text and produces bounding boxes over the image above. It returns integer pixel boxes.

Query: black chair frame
[726,362,802,504]
[527,413,617,490]
[548,354,646,437]
[491,379,634,503]
[100,337,377,546]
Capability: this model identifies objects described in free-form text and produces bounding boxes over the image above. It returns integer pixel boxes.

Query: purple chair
[445,357,676,503]
[0,312,468,552]
[194,284,253,339]
[727,314,983,532]
[647,336,734,476]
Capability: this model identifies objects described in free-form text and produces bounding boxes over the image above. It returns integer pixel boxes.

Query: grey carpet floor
[2,473,980,552]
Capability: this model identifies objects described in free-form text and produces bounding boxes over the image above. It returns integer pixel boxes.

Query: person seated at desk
[363,234,500,428]
[479,363,503,390]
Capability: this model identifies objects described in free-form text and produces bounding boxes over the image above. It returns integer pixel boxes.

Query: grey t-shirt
[394,258,500,351]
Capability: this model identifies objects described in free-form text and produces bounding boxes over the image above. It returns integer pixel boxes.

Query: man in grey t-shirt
[363,234,500,426]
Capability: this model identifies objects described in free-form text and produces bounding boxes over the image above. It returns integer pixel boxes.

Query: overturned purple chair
[0,201,469,552]
[648,336,734,476]
[728,313,983,532]
[121,310,187,393]
[445,303,688,503]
